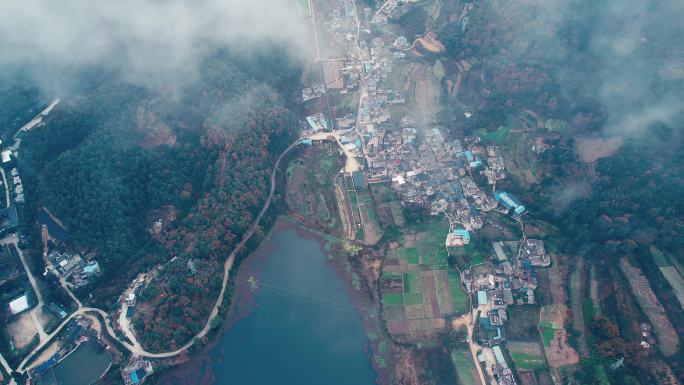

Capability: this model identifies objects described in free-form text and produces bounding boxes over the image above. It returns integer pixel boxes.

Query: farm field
[286,146,344,232]
[537,257,580,369]
[508,341,545,370]
[381,218,464,339]
[650,245,684,308]
[619,258,681,356]
[370,182,406,228]
[500,132,541,184]
[569,258,588,356]
[356,189,383,244]
[478,125,511,145]
[451,348,479,385]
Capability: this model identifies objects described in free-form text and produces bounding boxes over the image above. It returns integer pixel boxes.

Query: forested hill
[17,47,301,349]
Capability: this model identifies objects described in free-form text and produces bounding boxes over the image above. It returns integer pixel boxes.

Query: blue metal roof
[477,290,488,306]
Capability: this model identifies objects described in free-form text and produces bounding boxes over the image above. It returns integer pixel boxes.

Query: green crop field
[479,125,511,144]
[448,272,469,314]
[451,349,477,385]
[415,219,449,269]
[510,352,545,370]
[383,293,403,306]
[403,271,421,293]
[398,247,419,264]
[539,320,555,347]
[382,270,402,280]
[403,292,423,306]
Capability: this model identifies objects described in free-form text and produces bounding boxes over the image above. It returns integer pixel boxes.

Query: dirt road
[1,236,48,342]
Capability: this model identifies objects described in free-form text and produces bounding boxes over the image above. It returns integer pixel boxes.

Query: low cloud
[490,0,684,140]
[0,0,311,93]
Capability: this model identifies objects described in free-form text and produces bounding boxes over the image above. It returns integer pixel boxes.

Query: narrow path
[309,0,321,61]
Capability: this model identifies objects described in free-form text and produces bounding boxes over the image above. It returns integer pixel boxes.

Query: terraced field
[620,258,681,356]
[650,246,684,308]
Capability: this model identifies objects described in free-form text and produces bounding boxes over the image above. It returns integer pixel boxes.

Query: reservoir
[168,220,377,385]
[36,340,111,385]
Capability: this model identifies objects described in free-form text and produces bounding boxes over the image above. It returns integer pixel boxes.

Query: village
[296,1,563,384]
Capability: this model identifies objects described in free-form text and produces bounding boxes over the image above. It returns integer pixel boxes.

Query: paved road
[0,351,17,385]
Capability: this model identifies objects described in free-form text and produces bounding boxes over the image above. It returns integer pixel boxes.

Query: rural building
[493,190,526,216]
[83,261,101,275]
[492,242,507,261]
[49,303,68,319]
[477,290,488,307]
[9,292,31,314]
[0,206,19,235]
[129,367,147,384]
[493,345,506,365]
[1,150,12,164]
[446,229,470,247]
[524,239,550,266]
[305,113,328,132]
[352,170,366,190]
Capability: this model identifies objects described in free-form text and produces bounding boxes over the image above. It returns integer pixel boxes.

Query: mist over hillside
[0,0,312,95]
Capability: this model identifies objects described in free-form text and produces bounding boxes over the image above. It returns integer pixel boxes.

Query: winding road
[15,138,304,373]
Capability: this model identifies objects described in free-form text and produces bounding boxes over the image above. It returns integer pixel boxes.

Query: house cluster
[358,38,405,125]
[362,127,510,237]
[370,0,417,24]
[462,239,551,343]
[301,82,326,101]
[323,0,360,52]
[466,239,551,385]
[48,250,101,288]
[305,113,329,133]
[9,167,24,204]
[491,344,517,385]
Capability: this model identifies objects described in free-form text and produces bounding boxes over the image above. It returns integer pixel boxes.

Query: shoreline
[158,215,388,385]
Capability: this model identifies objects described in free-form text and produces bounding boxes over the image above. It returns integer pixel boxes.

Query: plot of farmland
[660,267,684,308]
[403,271,421,293]
[620,258,681,355]
[381,219,465,340]
[650,246,684,308]
[479,125,511,144]
[383,293,404,306]
[451,349,478,385]
[398,247,419,264]
[539,320,555,347]
[508,341,545,370]
[539,304,579,367]
[448,272,469,314]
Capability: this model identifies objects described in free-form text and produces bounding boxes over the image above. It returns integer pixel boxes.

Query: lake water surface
[205,223,377,385]
[36,340,110,385]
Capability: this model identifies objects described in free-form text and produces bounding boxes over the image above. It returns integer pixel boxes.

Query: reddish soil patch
[574,136,622,163]
[518,370,539,385]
